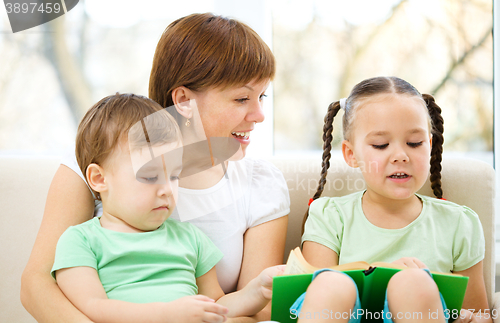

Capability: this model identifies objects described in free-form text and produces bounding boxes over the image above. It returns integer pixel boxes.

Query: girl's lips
[153,206,169,211]
[387,175,412,183]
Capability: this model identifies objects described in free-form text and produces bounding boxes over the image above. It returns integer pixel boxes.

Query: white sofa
[0,156,498,322]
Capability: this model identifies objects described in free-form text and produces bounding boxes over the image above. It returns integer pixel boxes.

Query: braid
[423,94,444,199]
[302,101,341,233]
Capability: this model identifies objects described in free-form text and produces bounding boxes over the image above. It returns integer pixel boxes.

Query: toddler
[52,93,282,323]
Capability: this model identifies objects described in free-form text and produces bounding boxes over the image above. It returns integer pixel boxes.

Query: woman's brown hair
[149,13,276,109]
[302,77,444,232]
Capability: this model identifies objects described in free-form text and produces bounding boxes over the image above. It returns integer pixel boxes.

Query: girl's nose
[391,147,409,163]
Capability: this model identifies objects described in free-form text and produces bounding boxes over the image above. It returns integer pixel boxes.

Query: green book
[271,248,469,323]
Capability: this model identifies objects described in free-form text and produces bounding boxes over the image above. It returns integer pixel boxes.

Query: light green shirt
[302,191,484,273]
[52,217,223,303]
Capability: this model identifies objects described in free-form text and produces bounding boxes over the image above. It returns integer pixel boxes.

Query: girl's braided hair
[302,77,444,233]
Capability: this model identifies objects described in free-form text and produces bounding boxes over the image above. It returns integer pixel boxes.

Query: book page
[283,247,371,275]
[283,248,318,275]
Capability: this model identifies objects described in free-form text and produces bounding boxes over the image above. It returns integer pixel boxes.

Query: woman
[21,13,289,323]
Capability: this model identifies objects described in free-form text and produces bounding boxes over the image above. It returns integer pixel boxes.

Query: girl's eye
[408,141,423,148]
[170,176,180,181]
[372,144,388,149]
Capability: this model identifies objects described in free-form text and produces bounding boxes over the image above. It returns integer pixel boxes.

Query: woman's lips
[231,131,250,144]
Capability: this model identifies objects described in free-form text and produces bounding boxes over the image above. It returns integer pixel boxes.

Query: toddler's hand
[392,257,428,269]
[167,295,228,323]
[257,265,286,300]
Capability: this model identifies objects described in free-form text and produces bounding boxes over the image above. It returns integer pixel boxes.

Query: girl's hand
[257,265,286,300]
[452,309,478,323]
[167,295,228,323]
[392,257,428,269]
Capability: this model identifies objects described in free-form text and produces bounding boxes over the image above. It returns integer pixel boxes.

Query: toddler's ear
[86,163,107,194]
[342,140,358,168]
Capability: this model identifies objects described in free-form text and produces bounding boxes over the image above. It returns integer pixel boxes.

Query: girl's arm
[453,261,492,323]
[20,165,95,323]
[236,215,288,321]
[302,240,339,268]
[56,266,228,323]
[199,266,285,319]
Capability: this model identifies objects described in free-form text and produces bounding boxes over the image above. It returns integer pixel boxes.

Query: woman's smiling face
[189,78,270,156]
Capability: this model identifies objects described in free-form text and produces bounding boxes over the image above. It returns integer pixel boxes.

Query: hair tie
[339,98,347,110]
[308,198,314,206]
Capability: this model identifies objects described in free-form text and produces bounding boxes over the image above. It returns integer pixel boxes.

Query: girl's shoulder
[417,194,481,223]
[309,191,363,217]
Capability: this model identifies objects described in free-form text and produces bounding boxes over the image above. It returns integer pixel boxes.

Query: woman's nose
[247,100,265,124]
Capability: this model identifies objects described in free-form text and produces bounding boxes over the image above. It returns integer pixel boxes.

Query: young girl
[298,77,490,323]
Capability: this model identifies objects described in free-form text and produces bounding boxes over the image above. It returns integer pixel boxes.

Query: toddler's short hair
[75,93,180,199]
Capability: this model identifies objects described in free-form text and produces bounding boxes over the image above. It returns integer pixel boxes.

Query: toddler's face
[102,140,182,232]
[342,93,432,202]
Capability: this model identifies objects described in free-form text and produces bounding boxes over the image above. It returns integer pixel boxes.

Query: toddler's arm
[55,266,228,323]
[198,265,285,318]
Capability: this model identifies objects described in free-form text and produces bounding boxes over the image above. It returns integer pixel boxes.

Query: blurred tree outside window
[0,0,215,155]
[272,0,493,161]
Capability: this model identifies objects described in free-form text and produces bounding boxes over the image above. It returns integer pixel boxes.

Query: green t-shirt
[52,217,223,303]
[302,191,484,273]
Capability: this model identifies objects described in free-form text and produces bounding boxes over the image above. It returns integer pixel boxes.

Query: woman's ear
[342,140,358,168]
[86,163,108,194]
[171,86,194,119]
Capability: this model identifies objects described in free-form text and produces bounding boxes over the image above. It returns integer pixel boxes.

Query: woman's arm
[199,266,284,319]
[453,261,492,323]
[20,165,95,323]
[236,215,288,321]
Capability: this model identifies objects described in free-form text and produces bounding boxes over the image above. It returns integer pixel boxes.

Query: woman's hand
[392,257,428,269]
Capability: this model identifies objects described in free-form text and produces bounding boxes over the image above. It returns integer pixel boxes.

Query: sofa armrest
[492,292,500,323]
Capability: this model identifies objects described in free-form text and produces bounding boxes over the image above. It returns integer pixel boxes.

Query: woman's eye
[372,144,388,149]
[259,94,268,100]
[408,141,423,148]
[170,175,180,181]
[236,98,249,103]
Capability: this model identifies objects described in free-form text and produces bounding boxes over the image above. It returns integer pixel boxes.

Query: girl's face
[189,78,270,156]
[342,94,432,203]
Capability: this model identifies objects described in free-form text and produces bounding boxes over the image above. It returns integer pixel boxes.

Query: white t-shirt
[61,154,290,293]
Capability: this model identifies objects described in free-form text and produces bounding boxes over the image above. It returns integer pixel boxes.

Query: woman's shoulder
[231,157,289,193]
[231,157,284,178]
